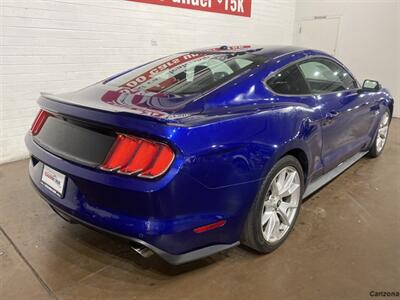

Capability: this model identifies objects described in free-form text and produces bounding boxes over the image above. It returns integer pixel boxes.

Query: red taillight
[100,135,140,171]
[193,220,226,234]
[100,134,175,179]
[31,110,52,135]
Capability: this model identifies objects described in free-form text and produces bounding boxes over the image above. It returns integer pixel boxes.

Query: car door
[298,58,375,172]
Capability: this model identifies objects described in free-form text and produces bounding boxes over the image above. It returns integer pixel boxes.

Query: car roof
[190,45,311,59]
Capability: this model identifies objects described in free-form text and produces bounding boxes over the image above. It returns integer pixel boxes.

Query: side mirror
[360,79,381,93]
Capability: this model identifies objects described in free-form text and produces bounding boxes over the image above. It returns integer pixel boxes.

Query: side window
[298,58,358,93]
[266,64,310,95]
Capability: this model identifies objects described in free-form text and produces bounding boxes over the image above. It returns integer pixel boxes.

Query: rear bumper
[26,134,251,263]
[35,188,238,265]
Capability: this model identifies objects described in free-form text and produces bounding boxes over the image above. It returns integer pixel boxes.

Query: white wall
[0,0,296,164]
[294,0,400,118]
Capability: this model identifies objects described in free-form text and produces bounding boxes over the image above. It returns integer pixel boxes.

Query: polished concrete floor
[0,119,399,300]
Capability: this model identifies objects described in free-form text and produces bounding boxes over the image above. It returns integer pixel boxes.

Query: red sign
[127,0,252,17]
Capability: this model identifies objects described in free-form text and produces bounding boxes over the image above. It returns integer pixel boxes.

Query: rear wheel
[241,155,304,253]
[368,111,390,158]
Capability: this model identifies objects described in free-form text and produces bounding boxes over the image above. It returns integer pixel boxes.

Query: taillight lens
[100,134,175,179]
[31,110,52,135]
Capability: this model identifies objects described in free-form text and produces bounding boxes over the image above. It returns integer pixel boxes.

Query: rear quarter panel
[176,104,322,190]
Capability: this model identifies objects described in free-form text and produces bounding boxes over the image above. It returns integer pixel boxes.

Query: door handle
[326,111,340,119]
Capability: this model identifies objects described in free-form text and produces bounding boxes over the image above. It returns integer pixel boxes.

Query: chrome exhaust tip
[129,242,154,258]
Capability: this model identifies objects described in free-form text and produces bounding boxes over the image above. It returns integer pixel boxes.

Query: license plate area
[41,165,66,197]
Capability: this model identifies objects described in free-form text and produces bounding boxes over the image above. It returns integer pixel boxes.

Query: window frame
[264,55,360,97]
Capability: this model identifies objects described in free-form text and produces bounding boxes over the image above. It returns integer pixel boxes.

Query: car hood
[42,83,205,121]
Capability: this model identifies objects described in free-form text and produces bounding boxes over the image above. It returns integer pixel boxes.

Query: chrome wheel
[261,166,301,243]
[376,112,389,153]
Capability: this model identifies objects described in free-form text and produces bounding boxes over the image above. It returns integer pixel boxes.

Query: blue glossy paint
[25,46,394,262]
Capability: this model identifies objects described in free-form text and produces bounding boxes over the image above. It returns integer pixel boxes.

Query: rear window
[105,52,263,95]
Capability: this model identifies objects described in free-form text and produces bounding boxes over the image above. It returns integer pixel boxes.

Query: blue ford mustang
[26,45,394,264]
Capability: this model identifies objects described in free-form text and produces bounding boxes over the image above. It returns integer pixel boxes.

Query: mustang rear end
[26,97,245,264]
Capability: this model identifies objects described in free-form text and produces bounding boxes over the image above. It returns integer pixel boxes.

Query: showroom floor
[0,120,399,300]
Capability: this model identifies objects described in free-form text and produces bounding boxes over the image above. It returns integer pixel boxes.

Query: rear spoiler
[40,92,193,122]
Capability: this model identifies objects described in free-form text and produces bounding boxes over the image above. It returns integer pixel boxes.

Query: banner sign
[127,0,252,17]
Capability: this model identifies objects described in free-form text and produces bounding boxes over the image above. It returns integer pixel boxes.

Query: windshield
[105,52,263,94]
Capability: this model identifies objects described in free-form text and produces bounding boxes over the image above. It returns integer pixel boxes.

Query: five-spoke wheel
[369,110,391,158]
[241,155,304,253]
[376,112,390,153]
[261,166,301,243]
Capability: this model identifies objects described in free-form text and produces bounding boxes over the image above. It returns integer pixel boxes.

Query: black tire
[241,155,304,253]
[368,110,391,158]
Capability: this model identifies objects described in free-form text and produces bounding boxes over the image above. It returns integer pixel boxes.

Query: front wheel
[241,155,304,253]
[368,111,391,158]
